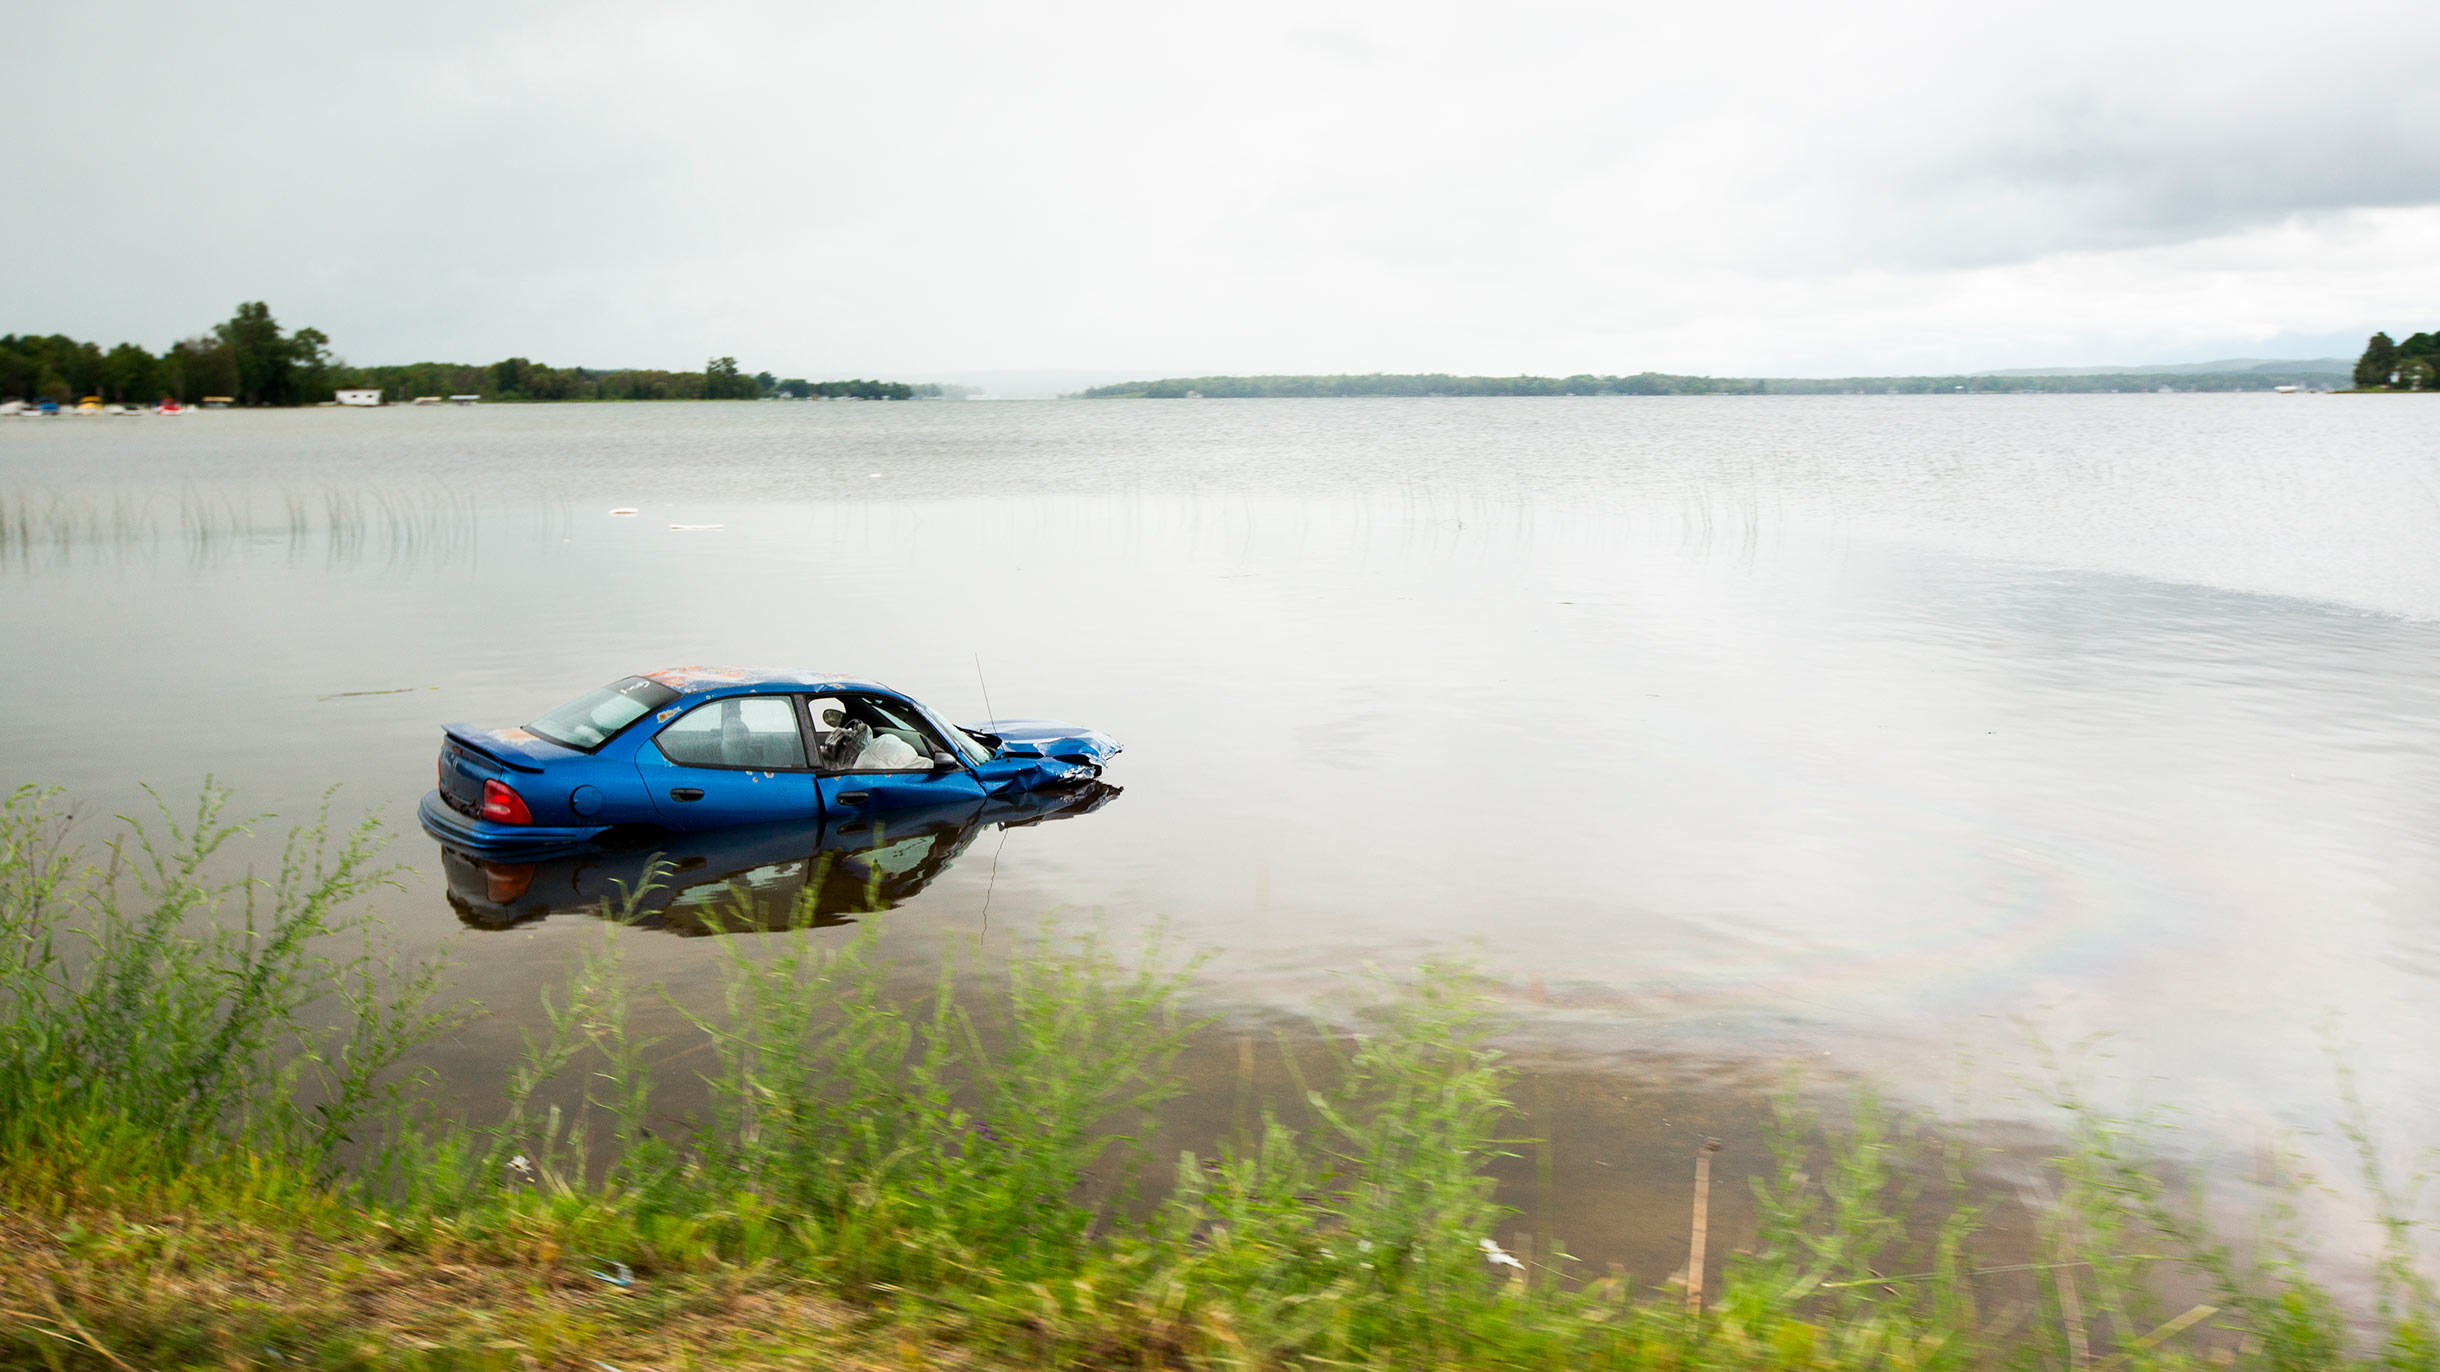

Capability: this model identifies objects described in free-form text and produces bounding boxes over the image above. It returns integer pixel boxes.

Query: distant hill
[1078,369,2343,399]
[1976,357,2352,378]
[920,368,1170,399]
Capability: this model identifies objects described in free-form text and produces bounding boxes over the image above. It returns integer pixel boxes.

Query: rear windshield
[527,676,682,752]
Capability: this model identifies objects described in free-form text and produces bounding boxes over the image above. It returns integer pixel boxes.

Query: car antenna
[979,827,1010,935]
[974,652,997,724]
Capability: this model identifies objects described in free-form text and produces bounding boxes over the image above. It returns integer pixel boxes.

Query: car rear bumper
[417,789,610,858]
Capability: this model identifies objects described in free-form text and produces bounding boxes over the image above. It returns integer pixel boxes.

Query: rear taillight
[481,779,533,825]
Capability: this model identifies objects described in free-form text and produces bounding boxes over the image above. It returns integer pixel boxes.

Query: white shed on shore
[336,388,383,407]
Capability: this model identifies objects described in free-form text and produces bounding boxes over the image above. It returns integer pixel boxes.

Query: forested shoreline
[2352,329,2440,389]
[0,302,949,405]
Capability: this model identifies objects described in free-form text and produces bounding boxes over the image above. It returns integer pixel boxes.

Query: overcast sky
[9,0,2440,379]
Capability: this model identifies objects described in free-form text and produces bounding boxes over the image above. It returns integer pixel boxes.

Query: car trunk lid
[442,724,571,773]
[439,725,570,816]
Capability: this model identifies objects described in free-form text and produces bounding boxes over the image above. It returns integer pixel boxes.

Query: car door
[634,692,824,828]
[807,691,988,817]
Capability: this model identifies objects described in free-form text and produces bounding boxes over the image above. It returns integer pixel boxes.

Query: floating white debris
[869,472,883,478]
[608,507,638,516]
[668,523,724,532]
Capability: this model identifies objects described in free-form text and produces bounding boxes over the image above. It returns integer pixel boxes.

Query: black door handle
[838,791,871,805]
[670,788,704,802]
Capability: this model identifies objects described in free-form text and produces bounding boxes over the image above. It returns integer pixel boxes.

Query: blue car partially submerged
[419,666,1120,858]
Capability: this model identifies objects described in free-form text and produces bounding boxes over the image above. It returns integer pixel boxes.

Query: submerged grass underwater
[2,783,2435,1370]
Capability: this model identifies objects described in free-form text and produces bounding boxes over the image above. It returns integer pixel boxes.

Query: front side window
[807,694,945,773]
[939,716,996,765]
[529,676,681,752]
[655,695,808,769]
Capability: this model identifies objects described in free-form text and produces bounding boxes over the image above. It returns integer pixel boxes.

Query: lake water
[4,395,2436,1271]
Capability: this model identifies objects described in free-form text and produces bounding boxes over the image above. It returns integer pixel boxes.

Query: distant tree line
[1,303,944,405]
[344,353,768,403]
[1080,369,2342,399]
[768,378,922,400]
[2,303,341,406]
[2352,331,2440,389]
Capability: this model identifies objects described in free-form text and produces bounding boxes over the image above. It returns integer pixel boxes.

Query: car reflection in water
[443,783,1121,935]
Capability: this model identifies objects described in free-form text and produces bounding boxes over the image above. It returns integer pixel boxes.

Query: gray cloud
[7,0,2438,376]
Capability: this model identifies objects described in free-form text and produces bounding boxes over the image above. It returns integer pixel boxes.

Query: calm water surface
[4,396,2436,1260]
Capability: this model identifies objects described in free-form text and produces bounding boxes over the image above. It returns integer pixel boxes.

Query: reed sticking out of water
[0,486,482,569]
[3,781,2437,1369]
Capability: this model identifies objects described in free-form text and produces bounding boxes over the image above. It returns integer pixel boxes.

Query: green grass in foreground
[3,781,2437,1370]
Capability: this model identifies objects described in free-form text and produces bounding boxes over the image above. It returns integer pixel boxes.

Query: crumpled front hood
[963,718,1122,765]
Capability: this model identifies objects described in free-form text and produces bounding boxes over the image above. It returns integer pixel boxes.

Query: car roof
[639,665,895,697]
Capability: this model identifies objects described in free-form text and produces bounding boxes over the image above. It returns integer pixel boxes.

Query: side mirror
[931,750,960,770]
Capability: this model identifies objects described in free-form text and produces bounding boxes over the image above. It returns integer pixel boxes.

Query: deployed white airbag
[853,733,924,771]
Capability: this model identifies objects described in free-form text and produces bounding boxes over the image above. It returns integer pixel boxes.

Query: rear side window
[656,696,808,769]
[528,676,681,752]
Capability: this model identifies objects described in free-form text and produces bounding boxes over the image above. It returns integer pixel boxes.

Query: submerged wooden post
[1687,1137,1722,1316]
